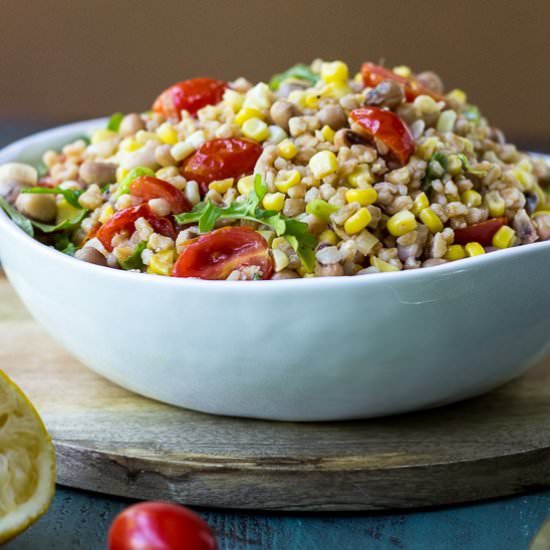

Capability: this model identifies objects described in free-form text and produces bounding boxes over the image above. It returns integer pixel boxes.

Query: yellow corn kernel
[262,192,285,212]
[347,165,374,188]
[419,207,444,233]
[448,89,467,104]
[353,72,363,85]
[223,89,245,112]
[370,256,399,272]
[258,230,274,245]
[485,190,506,217]
[446,154,463,176]
[277,139,298,160]
[156,166,179,180]
[321,61,349,83]
[319,229,338,245]
[242,82,272,112]
[512,168,536,191]
[275,169,301,193]
[119,138,142,152]
[116,167,129,183]
[99,204,114,224]
[533,184,548,212]
[416,137,442,161]
[387,210,417,237]
[319,82,351,99]
[492,225,516,249]
[235,107,264,126]
[170,141,196,162]
[209,178,234,194]
[271,236,287,249]
[91,128,116,144]
[344,207,372,235]
[411,192,430,216]
[237,175,255,195]
[272,248,290,272]
[147,250,175,277]
[393,65,412,78]
[465,242,485,257]
[309,151,338,179]
[136,130,161,144]
[321,125,335,143]
[242,118,270,142]
[304,94,319,109]
[444,244,466,261]
[287,90,307,107]
[268,125,287,144]
[345,188,378,206]
[156,122,178,145]
[413,95,441,115]
[462,189,482,207]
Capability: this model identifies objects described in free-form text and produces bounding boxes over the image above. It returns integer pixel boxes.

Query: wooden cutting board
[2,273,550,512]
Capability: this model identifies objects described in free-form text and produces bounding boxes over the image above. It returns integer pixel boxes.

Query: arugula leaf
[113,166,155,199]
[120,241,147,270]
[269,64,319,90]
[51,232,78,256]
[21,186,83,209]
[31,209,88,233]
[107,112,124,132]
[199,201,222,233]
[0,196,34,236]
[253,173,267,201]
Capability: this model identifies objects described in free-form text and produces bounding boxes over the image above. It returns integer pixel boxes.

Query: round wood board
[2,274,550,511]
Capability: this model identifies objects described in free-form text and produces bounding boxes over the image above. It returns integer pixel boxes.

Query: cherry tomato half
[361,62,445,103]
[129,176,191,214]
[350,107,415,165]
[97,204,176,251]
[108,501,217,550]
[153,78,227,120]
[173,226,273,280]
[453,217,507,246]
[182,138,263,194]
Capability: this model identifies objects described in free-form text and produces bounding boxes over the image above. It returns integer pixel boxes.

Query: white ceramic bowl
[1,120,549,421]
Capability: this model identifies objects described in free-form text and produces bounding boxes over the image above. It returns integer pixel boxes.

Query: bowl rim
[0,117,549,290]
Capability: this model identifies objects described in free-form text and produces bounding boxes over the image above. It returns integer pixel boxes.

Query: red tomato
[361,62,445,102]
[350,107,415,165]
[153,78,227,120]
[108,501,217,550]
[97,204,176,251]
[129,176,191,214]
[454,217,507,246]
[182,138,263,194]
[173,226,273,280]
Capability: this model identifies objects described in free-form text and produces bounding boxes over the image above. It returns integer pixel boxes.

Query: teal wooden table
[2,122,550,550]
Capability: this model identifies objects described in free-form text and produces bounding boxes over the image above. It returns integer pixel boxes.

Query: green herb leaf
[305,199,338,221]
[265,214,286,236]
[107,112,124,132]
[113,166,155,199]
[463,105,481,125]
[51,232,78,256]
[253,173,267,201]
[199,201,222,233]
[21,186,83,209]
[32,209,88,233]
[422,152,448,192]
[120,241,147,270]
[269,64,319,90]
[0,196,34,236]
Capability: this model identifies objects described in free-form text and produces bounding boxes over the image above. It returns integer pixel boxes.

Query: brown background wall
[1,0,549,140]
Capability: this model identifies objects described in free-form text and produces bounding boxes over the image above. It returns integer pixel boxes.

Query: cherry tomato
[129,176,191,214]
[182,138,263,194]
[173,226,273,280]
[153,78,227,120]
[454,217,507,246]
[361,62,445,102]
[350,107,415,165]
[97,204,176,251]
[108,501,217,550]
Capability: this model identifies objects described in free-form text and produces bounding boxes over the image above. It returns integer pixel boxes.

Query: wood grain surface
[2,273,550,512]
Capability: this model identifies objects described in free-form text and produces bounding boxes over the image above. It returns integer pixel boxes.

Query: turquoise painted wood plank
[5,487,550,549]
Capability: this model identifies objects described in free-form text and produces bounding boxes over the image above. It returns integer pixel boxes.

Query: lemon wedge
[0,370,55,543]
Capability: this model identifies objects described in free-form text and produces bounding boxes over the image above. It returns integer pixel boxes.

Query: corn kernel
[485,190,506,217]
[319,229,338,245]
[209,178,234,194]
[344,207,372,235]
[237,175,255,195]
[448,89,467,104]
[99,204,114,224]
[387,210,417,237]
[444,244,466,261]
[417,137,442,161]
[268,125,287,144]
[223,89,245,112]
[462,189,482,207]
[465,242,485,257]
[436,110,457,133]
[413,95,441,115]
[393,65,412,78]
[156,122,178,145]
[492,225,516,249]
[136,130,161,144]
[347,165,374,188]
[321,61,349,83]
[533,184,548,212]
[304,94,319,109]
[321,125,335,143]
[309,151,338,179]
[512,168,536,191]
[278,139,298,160]
[235,107,264,126]
[411,192,430,216]
[447,154,463,176]
[170,141,195,162]
[186,130,206,149]
[91,128,116,144]
[272,248,290,272]
[274,169,301,193]
[271,236,287,249]
[287,90,307,107]
[419,207,444,233]
[116,167,129,183]
[258,230,274,245]
[147,249,175,277]
[345,188,378,206]
[242,82,272,112]
[370,256,399,272]
[242,118,270,142]
[262,192,285,211]
[119,138,141,152]
[319,82,351,99]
